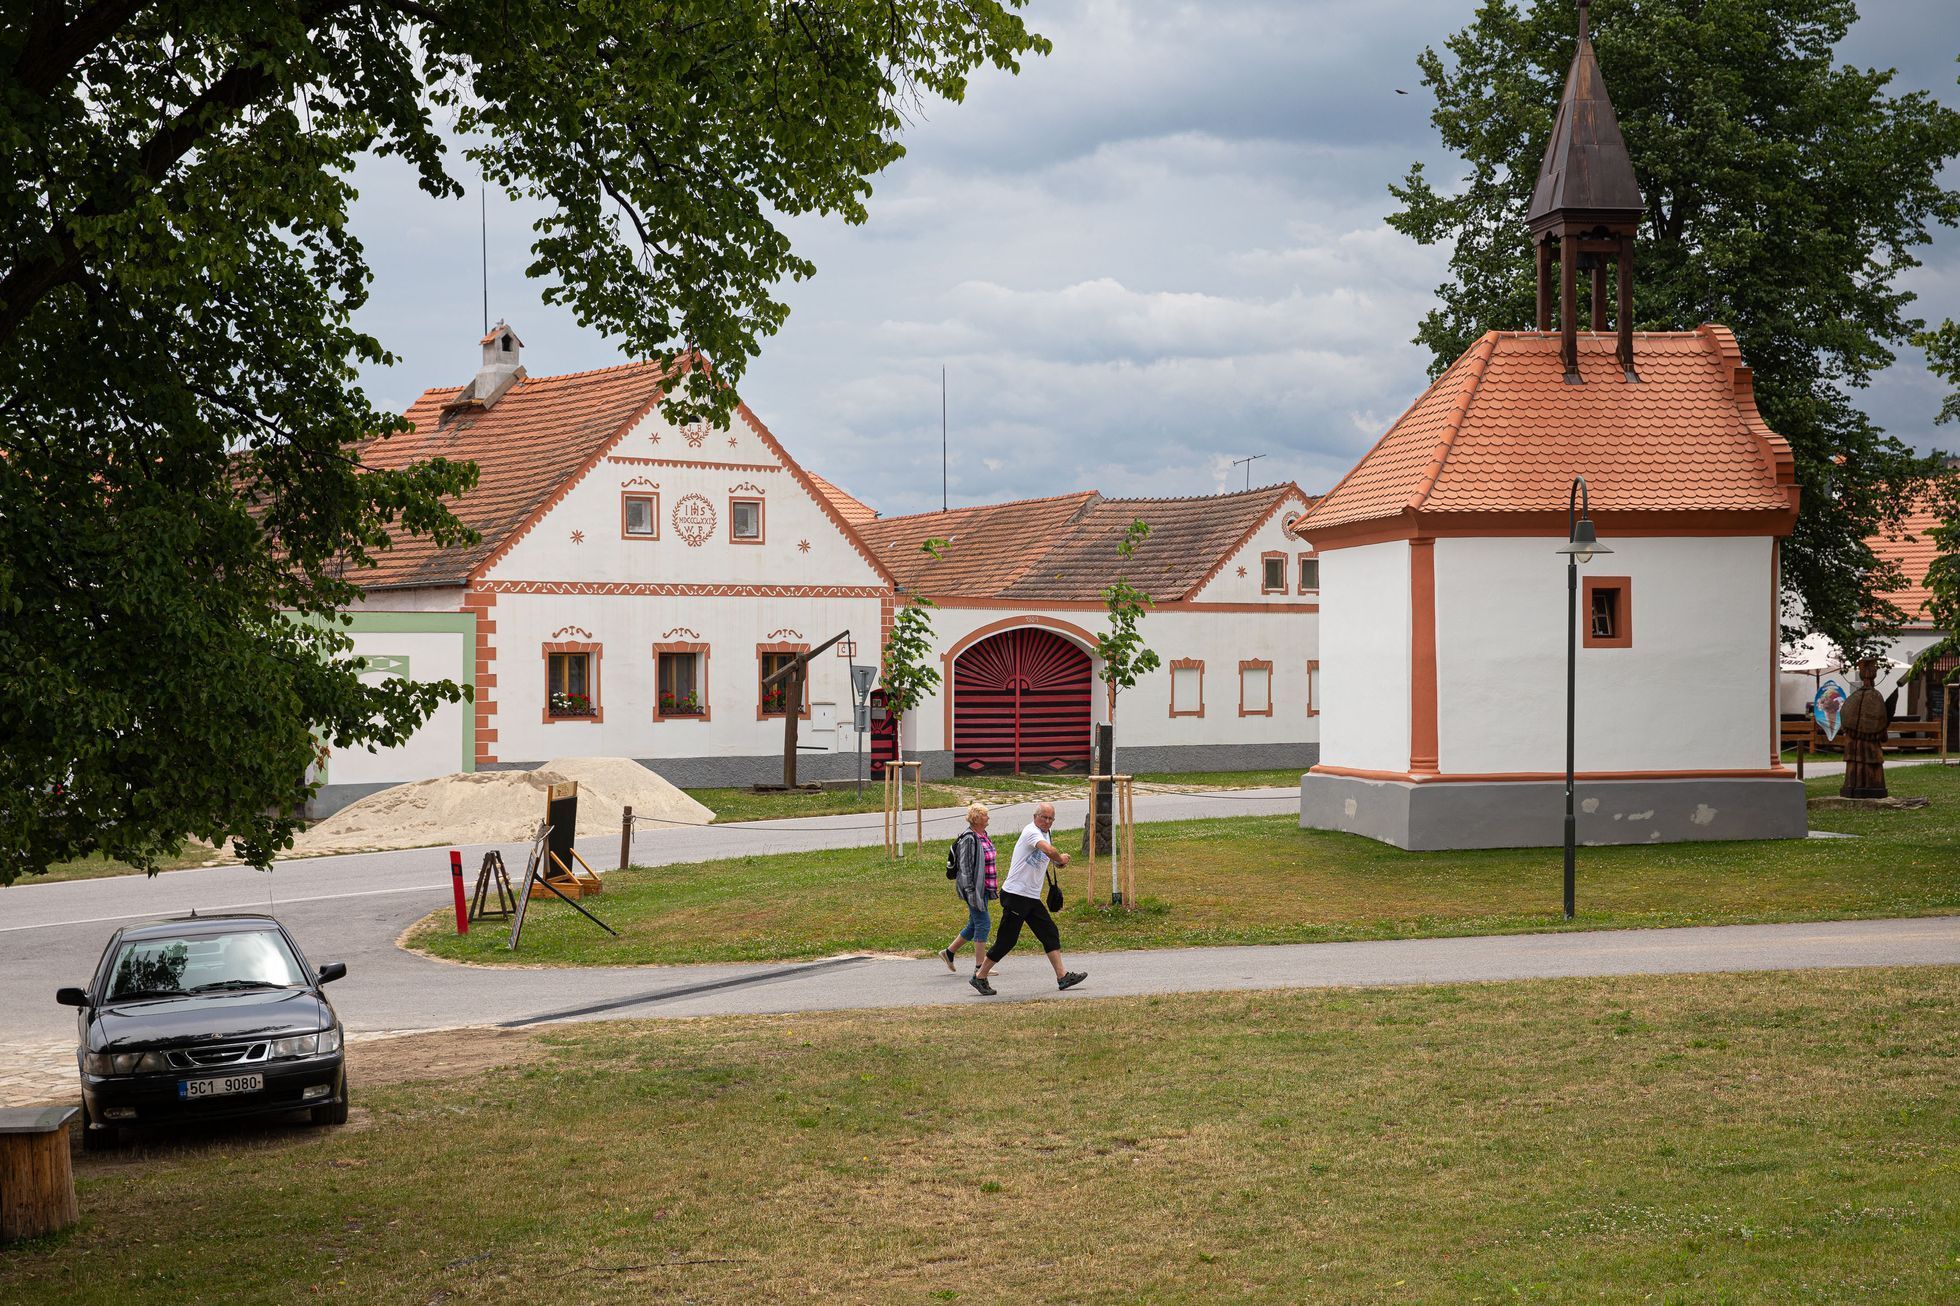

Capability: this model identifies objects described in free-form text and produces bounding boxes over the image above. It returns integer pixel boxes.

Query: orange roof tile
[1299,325,1800,536]
[805,471,879,526]
[1870,503,1946,626]
[857,485,1306,602]
[355,360,669,588]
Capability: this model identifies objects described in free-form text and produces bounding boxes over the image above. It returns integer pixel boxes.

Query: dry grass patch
[410,766,1960,967]
[1,968,1954,1302]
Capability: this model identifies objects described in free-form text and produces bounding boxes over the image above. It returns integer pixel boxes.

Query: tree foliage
[1094,518,1160,721]
[1386,0,1960,657]
[1903,319,1960,681]
[0,0,1045,883]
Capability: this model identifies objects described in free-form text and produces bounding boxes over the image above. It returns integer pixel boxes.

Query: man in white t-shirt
[971,801,1086,996]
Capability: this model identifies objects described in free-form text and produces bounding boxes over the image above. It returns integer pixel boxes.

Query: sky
[344,0,1960,518]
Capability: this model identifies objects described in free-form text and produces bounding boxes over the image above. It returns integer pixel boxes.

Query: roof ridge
[1407,331,1497,513]
[517,357,671,387]
[1298,339,1490,532]
[866,490,1100,525]
[1099,483,1297,506]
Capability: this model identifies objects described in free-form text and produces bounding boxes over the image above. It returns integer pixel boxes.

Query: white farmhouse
[1294,8,1807,849]
[314,332,1323,813]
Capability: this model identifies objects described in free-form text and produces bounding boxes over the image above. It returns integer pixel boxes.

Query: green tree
[0,1,1046,884]
[879,539,948,760]
[1387,0,1960,657]
[1093,518,1161,753]
[1903,320,1960,683]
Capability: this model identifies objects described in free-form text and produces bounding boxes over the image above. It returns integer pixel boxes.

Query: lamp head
[1554,516,1612,563]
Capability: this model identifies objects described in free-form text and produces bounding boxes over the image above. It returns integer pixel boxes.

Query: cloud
[344,0,1960,518]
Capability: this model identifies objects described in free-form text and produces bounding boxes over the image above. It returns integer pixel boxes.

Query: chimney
[457,321,525,410]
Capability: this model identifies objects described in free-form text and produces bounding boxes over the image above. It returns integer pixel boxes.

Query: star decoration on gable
[797,539,811,553]
[727,436,738,448]
[1235,565,1246,578]
[570,530,586,544]
[649,432,660,444]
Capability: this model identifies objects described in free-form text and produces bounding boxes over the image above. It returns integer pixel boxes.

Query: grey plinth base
[1300,772,1809,851]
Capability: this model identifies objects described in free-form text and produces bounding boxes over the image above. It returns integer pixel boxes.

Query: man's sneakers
[1057,971,1087,992]
[969,974,997,997]
[939,947,956,972]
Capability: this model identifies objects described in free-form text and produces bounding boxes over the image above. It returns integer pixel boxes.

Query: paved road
[6,915,1955,1106]
[0,788,1295,1047]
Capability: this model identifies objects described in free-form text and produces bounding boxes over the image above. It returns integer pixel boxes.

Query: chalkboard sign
[545,781,578,872]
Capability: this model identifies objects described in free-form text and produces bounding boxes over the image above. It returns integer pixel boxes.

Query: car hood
[91,988,331,1052]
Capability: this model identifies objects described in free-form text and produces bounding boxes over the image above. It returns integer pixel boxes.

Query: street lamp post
[1554,476,1612,919]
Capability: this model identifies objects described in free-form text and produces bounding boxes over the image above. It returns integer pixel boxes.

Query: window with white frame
[1239,660,1272,717]
[1297,553,1318,592]
[622,492,658,538]
[1261,552,1287,593]
[731,497,763,543]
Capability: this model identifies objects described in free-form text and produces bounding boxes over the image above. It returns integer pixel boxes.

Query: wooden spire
[1528,0,1643,383]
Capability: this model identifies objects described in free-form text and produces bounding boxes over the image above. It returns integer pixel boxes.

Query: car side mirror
[316,962,347,985]
[55,987,89,1008]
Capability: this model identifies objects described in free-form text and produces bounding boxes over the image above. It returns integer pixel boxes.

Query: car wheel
[310,1075,349,1127]
[79,1102,118,1152]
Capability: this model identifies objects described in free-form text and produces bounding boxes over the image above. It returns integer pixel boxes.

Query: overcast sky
[345,0,1960,517]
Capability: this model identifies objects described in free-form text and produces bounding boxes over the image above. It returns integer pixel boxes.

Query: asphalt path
[0,788,1295,1045]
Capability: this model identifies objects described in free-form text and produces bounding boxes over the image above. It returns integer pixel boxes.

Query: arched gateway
[951,627,1093,774]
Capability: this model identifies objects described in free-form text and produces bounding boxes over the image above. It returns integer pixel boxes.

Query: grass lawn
[28,844,217,886]
[4,968,1954,1302]
[410,764,1960,968]
[1131,766,1302,788]
[683,781,973,824]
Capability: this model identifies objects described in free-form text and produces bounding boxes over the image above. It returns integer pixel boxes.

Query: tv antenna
[941,366,948,513]
[480,186,489,336]
[1231,453,1266,491]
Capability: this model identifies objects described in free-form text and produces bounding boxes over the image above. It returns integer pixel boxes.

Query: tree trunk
[0,1109,79,1241]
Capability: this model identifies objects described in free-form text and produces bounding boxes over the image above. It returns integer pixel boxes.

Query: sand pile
[286,757,714,857]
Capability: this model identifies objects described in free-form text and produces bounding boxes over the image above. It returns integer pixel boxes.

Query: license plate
[179,1073,263,1099]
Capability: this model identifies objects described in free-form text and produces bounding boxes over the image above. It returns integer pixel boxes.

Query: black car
[57,912,349,1149]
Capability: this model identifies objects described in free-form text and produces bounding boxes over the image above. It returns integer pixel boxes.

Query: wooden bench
[0,1106,79,1241]
[1887,720,1945,752]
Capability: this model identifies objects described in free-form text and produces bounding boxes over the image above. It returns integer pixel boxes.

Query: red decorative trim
[927,595,1321,614]
[1309,764,1795,784]
[724,395,898,587]
[728,481,766,495]
[549,625,593,639]
[1187,486,1314,599]
[478,581,888,599]
[729,494,765,545]
[1582,575,1633,648]
[462,588,498,766]
[767,627,804,640]
[468,373,675,583]
[1169,658,1205,719]
[542,640,604,725]
[1259,551,1288,594]
[1306,659,1320,718]
[605,456,782,472]
[662,626,701,640]
[652,641,711,722]
[757,642,812,720]
[1301,508,1799,552]
[1296,551,1319,595]
[1409,539,1438,775]
[621,491,659,540]
[1238,658,1274,717]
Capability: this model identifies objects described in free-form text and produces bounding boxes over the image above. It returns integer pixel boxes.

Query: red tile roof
[805,471,879,526]
[355,360,669,588]
[1870,504,1945,626]
[1298,325,1800,537]
[856,485,1308,602]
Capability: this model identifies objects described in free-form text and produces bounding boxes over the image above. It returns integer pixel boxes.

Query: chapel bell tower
[1528,0,1644,383]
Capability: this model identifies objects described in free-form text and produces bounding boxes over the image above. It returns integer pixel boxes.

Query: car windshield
[106,929,306,1000]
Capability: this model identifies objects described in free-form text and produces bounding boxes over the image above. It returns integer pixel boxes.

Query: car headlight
[84,1050,168,1075]
[270,1025,340,1058]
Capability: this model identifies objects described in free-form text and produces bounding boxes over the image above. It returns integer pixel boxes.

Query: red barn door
[953,628,1092,774]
